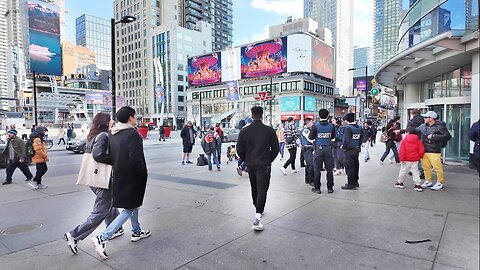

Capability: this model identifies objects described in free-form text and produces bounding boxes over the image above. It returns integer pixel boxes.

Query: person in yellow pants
[417,111,451,190]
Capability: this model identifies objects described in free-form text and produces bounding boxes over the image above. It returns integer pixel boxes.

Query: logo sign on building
[187,52,222,86]
[280,96,301,111]
[304,96,316,111]
[226,80,239,101]
[28,0,62,75]
[356,80,367,92]
[241,37,287,79]
[155,85,165,103]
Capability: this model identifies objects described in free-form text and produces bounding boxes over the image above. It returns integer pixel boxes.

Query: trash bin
[138,127,148,140]
[164,127,171,138]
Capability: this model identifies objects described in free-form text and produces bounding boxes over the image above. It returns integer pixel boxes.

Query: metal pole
[33,71,38,126]
[111,18,116,121]
[365,65,368,118]
[269,76,273,126]
[199,93,203,131]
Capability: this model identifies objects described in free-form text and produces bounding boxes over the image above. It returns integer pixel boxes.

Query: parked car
[66,139,86,154]
[222,128,240,142]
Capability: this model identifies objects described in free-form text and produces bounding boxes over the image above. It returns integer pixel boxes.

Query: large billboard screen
[287,34,312,73]
[241,37,287,79]
[221,47,241,82]
[280,96,301,111]
[311,38,334,80]
[28,0,62,76]
[187,52,222,86]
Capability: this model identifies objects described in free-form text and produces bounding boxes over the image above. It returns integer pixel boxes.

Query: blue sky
[65,0,373,47]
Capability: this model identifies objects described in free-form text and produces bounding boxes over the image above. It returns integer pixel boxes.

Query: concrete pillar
[401,83,420,126]
[470,52,479,154]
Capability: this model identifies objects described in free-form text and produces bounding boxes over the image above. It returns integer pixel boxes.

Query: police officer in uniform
[341,113,363,190]
[300,117,315,185]
[309,109,336,194]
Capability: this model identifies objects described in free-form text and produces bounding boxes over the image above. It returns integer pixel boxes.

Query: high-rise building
[304,0,353,96]
[61,41,96,75]
[268,17,319,38]
[179,0,233,51]
[113,0,178,117]
[353,46,374,77]
[151,21,212,127]
[0,0,9,110]
[373,0,401,72]
[76,14,111,70]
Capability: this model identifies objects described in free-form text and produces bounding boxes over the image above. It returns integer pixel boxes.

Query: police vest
[345,124,362,148]
[314,122,334,146]
[300,127,313,146]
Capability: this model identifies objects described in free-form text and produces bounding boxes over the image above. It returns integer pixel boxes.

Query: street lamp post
[111,15,136,121]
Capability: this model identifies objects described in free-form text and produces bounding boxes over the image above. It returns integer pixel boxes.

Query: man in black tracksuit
[309,109,336,194]
[237,106,279,231]
[341,113,363,190]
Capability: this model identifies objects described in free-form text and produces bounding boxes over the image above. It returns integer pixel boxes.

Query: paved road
[0,136,478,270]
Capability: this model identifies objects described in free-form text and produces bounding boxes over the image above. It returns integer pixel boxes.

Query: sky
[64,0,374,48]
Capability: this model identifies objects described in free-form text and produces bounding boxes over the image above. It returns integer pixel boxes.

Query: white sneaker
[421,181,433,188]
[252,219,264,231]
[37,183,48,189]
[91,235,108,259]
[131,230,151,242]
[110,228,124,240]
[280,167,287,175]
[430,182,444,191]
[28,180,38,189]
[63,232,78,254]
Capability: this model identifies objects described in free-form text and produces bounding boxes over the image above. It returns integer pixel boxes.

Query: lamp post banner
[156,85,165,103]
[226,80,239,101]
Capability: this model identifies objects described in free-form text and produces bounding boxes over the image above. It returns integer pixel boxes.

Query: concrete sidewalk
[0,140,478,270]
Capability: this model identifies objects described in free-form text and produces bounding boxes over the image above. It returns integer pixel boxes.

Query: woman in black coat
[180,121,196,164]
[380,119,400,163]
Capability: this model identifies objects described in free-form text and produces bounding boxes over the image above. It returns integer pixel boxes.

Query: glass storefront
[426,65,472,98]
[445,104,471,161]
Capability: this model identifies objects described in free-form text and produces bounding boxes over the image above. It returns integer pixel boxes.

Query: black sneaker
[131,230,151,242]
[353,182,360,188]
[394,182,405,189]
[311,188,321,194]
[327,188,334,193]
[420,173,425,180]
[341,184,357,190]
[2,181,12,185]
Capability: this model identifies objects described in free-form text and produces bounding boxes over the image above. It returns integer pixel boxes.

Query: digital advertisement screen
[187,52,222,86]
[287,34,312,73]
[280,96,301,111]
[241,37,287,79]
[304,96,316,111]
[311,38,334,80]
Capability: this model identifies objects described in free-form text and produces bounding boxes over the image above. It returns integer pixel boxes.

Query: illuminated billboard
[28,0,62,76]
[221,47,241,82]
[280,96,301,111]
[311,38,334,80]
[287,34,312,73]
[241,37,287,79]
[187,52,222,86]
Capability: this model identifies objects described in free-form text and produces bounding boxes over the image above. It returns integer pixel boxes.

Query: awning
[210,110,236,124]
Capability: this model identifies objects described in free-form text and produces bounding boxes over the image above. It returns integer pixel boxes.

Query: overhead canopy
[210,110,236,124]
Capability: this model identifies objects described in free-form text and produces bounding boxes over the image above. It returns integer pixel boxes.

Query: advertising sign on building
[280,96,301,111]
[356,80,367,91]
[226,80,239,101]
[187,52,221,86]
[221,47,241,82]
[304,96,316,111]
[28,0,62,76]
[311,38,334,80]
[241,37,287,79]
[86,91,112,106]
[155,85,165,103]
[287,34,312,73]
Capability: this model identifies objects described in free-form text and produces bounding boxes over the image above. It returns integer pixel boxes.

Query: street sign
[255,91,274,101]
[371,88,379,96]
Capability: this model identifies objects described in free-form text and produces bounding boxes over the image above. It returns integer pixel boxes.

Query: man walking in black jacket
[237,106,279,231]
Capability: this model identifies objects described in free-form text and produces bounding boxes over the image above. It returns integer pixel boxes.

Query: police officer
[309,109,336,194]
[300,117,315,185]
[341,113,362,190]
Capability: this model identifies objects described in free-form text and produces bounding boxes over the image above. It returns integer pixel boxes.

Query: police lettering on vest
[315,122,334,146]
[301,127,313,146]
[345,124,362,149]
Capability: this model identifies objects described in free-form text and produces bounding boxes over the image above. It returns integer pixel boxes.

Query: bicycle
[44,139,53,149]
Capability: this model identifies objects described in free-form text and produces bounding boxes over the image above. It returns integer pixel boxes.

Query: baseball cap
[421,111,437,119]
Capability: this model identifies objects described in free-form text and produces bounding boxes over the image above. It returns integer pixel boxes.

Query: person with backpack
[386,116,401,162]
[28,126,49,189]
[64,112,123,255]
[380,119,400,164]
[394,127,425,192]
[2,129,33,185]
[417,111,452,190]
[215,123,223,164]
[201,126,221,171]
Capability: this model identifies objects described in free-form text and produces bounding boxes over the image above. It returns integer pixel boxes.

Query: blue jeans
[362,142,370,160]
[207,152,220,170]
[279,142,285,158]
[100,208,141,241]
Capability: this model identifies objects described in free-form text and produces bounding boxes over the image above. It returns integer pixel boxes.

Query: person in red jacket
[394,127,425,191]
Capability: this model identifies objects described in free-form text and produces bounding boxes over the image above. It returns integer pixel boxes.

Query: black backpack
[25,138,36,157]
[196,154,208,166]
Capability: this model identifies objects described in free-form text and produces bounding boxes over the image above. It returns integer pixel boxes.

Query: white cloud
[234,25,271,46]
[353,0,374,47]
[250,0,303,18]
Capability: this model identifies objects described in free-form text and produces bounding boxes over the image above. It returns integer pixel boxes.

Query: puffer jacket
[407,114,424,129]
[32,137,48,163]
[417,121,451,153]
[399,133,425,162]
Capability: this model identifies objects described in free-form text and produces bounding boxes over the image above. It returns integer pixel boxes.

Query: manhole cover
[1,223,43,235]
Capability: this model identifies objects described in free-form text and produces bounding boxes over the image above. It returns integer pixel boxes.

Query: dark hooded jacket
[468,120,480,158]
[407,114,425,129]
[417,121,451,153]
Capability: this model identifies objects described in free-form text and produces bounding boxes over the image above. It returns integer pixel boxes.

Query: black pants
[380,141,400,163]
[302,146,314,184]
[344,149,360,185]
[22,134,28,140]
[6,159,33,182]
[58,138,66,145]
[33,162,48,184]
[300,147,305,166]
[283,147,297,170]
[248,165,271,214]
[332,146,345,170]
[313,145,335,189]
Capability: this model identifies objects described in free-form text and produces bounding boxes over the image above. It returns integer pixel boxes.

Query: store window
[460,65,472,96]
[428,75,443,98]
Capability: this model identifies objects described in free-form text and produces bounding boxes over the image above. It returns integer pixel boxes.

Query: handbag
[76,133,112,189]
